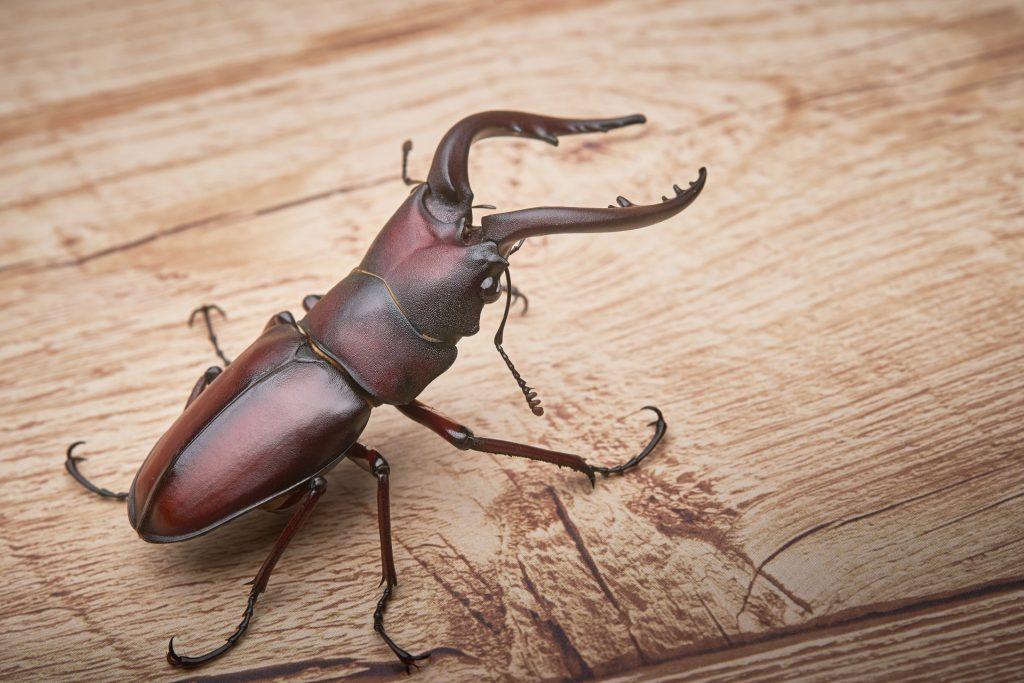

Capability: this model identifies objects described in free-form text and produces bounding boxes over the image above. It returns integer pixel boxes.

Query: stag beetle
[66,111,706,670]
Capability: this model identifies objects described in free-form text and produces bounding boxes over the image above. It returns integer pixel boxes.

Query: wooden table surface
[2,1,1022,680]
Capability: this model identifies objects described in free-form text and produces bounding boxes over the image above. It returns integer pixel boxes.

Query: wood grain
[1,0,1022,680]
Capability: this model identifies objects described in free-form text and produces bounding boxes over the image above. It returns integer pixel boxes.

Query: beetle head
[361,111,706,411]
[357,183,509,344]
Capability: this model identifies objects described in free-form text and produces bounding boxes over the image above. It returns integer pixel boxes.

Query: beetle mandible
[66,110,706,670]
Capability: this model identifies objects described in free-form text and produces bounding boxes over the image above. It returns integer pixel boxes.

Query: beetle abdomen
[128,324,370,543]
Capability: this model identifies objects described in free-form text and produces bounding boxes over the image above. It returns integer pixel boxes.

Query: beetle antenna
[495,268,543,416]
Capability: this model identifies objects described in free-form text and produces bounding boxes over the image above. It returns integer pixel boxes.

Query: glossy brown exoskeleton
[65,111,706,670]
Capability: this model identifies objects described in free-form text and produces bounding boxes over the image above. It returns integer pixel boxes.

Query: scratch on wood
[547,486,648,663]
[397,537,501,634]
[740,464,1015,616]
[738,520,831,617]
[921,489,1024,535]
[830,464,1013,531]
[697,593,733,646]
[516,558,594,680]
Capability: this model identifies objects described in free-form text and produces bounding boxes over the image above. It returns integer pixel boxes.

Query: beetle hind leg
[64,441,128,500]
[167,476,327,668]
[66,366,223,500]
[347,444,432,672]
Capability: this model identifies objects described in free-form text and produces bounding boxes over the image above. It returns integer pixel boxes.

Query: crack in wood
[546,486,649,664]
[697,593,733,646]
[921,489,1024,535]
[515,557,594,680]
[0,175,393,276]
[738,464,1014,617]
[397,536,502,635]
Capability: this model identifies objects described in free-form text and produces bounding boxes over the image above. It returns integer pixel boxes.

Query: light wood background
[1,1,1022,680]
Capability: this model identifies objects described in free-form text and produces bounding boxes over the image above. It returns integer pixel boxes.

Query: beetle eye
[479,275,502,303]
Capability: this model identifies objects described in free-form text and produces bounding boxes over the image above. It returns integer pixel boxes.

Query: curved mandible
[424,111,646,222]
[481,167,706,252]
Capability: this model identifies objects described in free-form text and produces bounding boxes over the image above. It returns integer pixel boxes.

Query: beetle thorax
[357,185,507,344]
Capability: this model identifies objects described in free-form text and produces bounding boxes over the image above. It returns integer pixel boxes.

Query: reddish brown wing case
[128,324,370,542]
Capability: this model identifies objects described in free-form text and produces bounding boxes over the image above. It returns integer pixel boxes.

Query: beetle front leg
[347,443,431,672]
[396,400,666,487]
[167,476,327,668]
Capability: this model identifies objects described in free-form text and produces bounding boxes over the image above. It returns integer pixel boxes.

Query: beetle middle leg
[167,475,327,668]
[347,443,432,672]
[396,400,666,486]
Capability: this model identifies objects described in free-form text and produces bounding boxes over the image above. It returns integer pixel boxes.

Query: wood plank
[606,582,1024,682]
[1,0,1022,680]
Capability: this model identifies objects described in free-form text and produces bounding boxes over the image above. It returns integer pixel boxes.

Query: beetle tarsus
[507,285,529,315]
[374,583,432,673]
[64,441,128,500]
[188,303,232,366]
[166,593,257,668]
[591,406,666,477]
[166,477,326,668]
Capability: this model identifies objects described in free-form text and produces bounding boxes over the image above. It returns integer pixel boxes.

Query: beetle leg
[401,139,424,187]
[396,401,667,488]
[166,476,327,668]
[262,310,296,332]
[347,443,432,672]
[347,444,397,586]
[66,366,223,500]
[188,303,231,366]
[302,294,322,312]
[507,285,529,314]
[184,366,222,409]
[64,442,129,500]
